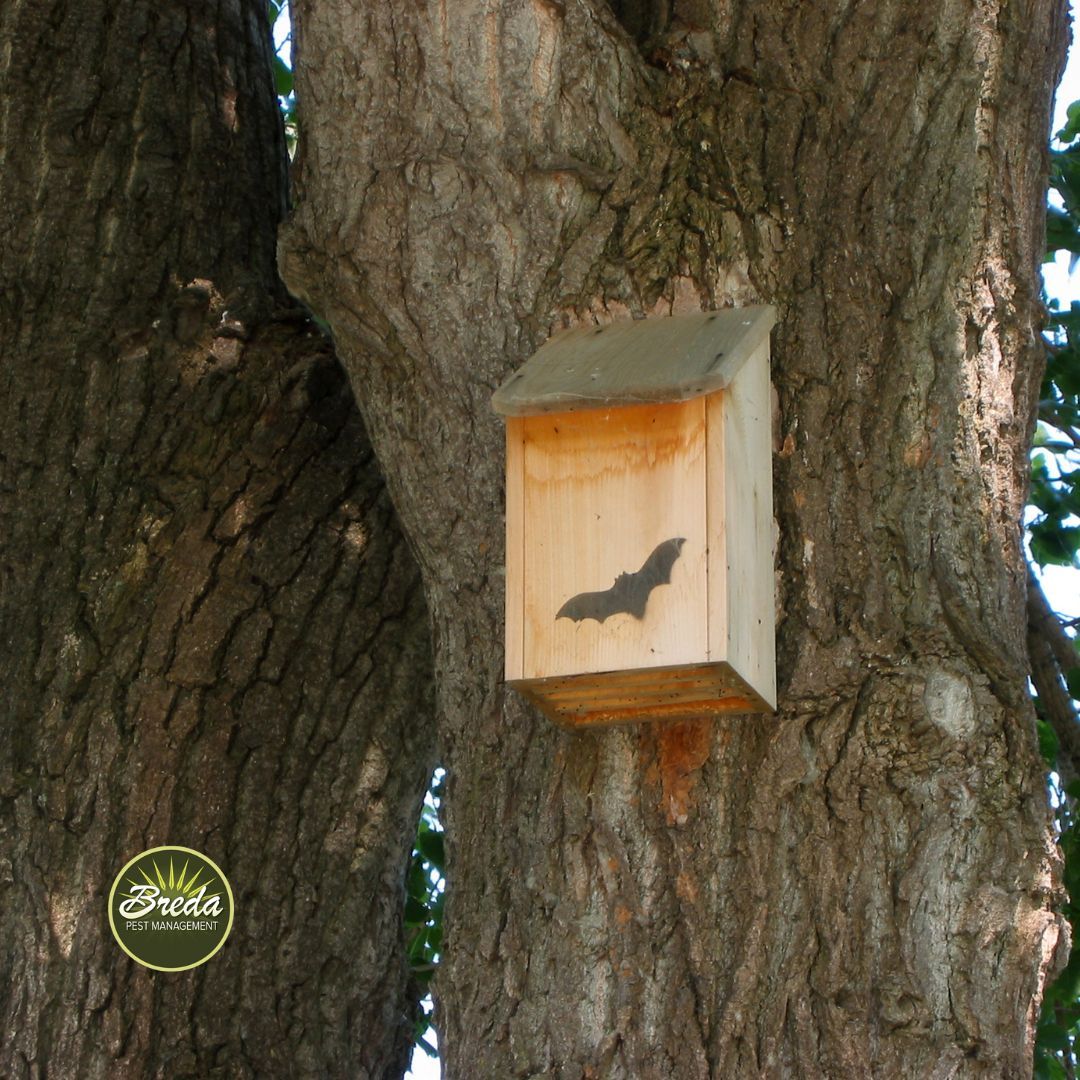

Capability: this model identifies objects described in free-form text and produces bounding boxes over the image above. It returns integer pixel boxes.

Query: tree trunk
[0,2,432,1076]
[281,0,1070,1075]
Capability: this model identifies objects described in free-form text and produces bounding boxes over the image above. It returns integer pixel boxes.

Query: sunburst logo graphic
[108,846,234,971]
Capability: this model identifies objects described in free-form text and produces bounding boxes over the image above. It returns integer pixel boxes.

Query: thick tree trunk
[282,0,1070,1076]
[0,2,432,1076]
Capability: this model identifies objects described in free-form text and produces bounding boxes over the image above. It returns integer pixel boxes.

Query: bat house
[493,307,777,728]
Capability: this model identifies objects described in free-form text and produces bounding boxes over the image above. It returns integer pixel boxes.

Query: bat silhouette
[556,538,686,623]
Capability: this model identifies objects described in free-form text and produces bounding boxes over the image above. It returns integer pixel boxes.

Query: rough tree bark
[0,2,432,1076]
[280,0,1070,1076]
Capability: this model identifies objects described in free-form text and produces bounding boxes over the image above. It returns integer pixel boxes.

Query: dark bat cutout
[556,538,687,623]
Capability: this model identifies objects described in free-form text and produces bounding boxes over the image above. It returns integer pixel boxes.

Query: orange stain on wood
[655,718,712,825]
[903,432,932,468]
[675,871,699,903]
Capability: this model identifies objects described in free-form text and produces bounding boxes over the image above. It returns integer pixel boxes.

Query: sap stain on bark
[645,718,714,825]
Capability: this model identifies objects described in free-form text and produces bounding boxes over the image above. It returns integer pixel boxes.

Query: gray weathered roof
[492,306,775,416]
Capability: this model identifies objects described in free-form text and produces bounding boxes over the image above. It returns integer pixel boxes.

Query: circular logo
[108,846,234,971]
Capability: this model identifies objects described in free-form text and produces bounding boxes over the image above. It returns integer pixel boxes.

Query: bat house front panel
[520,400,708,681]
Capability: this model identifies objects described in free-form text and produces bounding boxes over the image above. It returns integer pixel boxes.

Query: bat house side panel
[723,342,777,709]
[705,390,728,664]
[504,418,527,681]
[520,400,709,681]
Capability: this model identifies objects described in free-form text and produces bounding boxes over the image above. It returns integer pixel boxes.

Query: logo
[108,846,234,971]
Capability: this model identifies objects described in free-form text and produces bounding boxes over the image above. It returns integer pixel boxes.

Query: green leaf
[1066,667,1080,700]
[1057,99,1080,143]
[421,920,438,954]
[274,55,294,99]
[1030,524,1080,568]
[1034,1051,1069,1080]
[407,862,430,904]
[1038,718,1061,767]
[409,932,430,962]
[404,896,428,925]
[417,830,445,870]
[1047,206,1080,256]
[1038,1022,1072,1052]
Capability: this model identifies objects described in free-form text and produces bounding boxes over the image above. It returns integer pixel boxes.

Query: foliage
[1035,106,1080,572]
[1033,101,1080,1079]
[1033,284,1080,565]
[405,771,446,1058]
[1035,756,1080,1078]
[267,1,297,154]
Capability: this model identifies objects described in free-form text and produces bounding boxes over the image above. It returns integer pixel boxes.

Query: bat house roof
[492,306,775,417]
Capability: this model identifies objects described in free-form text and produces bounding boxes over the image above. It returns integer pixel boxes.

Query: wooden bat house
[493,307,777,728]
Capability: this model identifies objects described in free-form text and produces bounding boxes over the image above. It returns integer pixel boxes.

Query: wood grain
[510,662,770,727]
[492,308,775,416]
[519,399,708,681]
[708,341,776,709]
[504,417,526,681]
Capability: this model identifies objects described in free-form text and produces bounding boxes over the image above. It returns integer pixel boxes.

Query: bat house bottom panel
[510,662,772,728]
